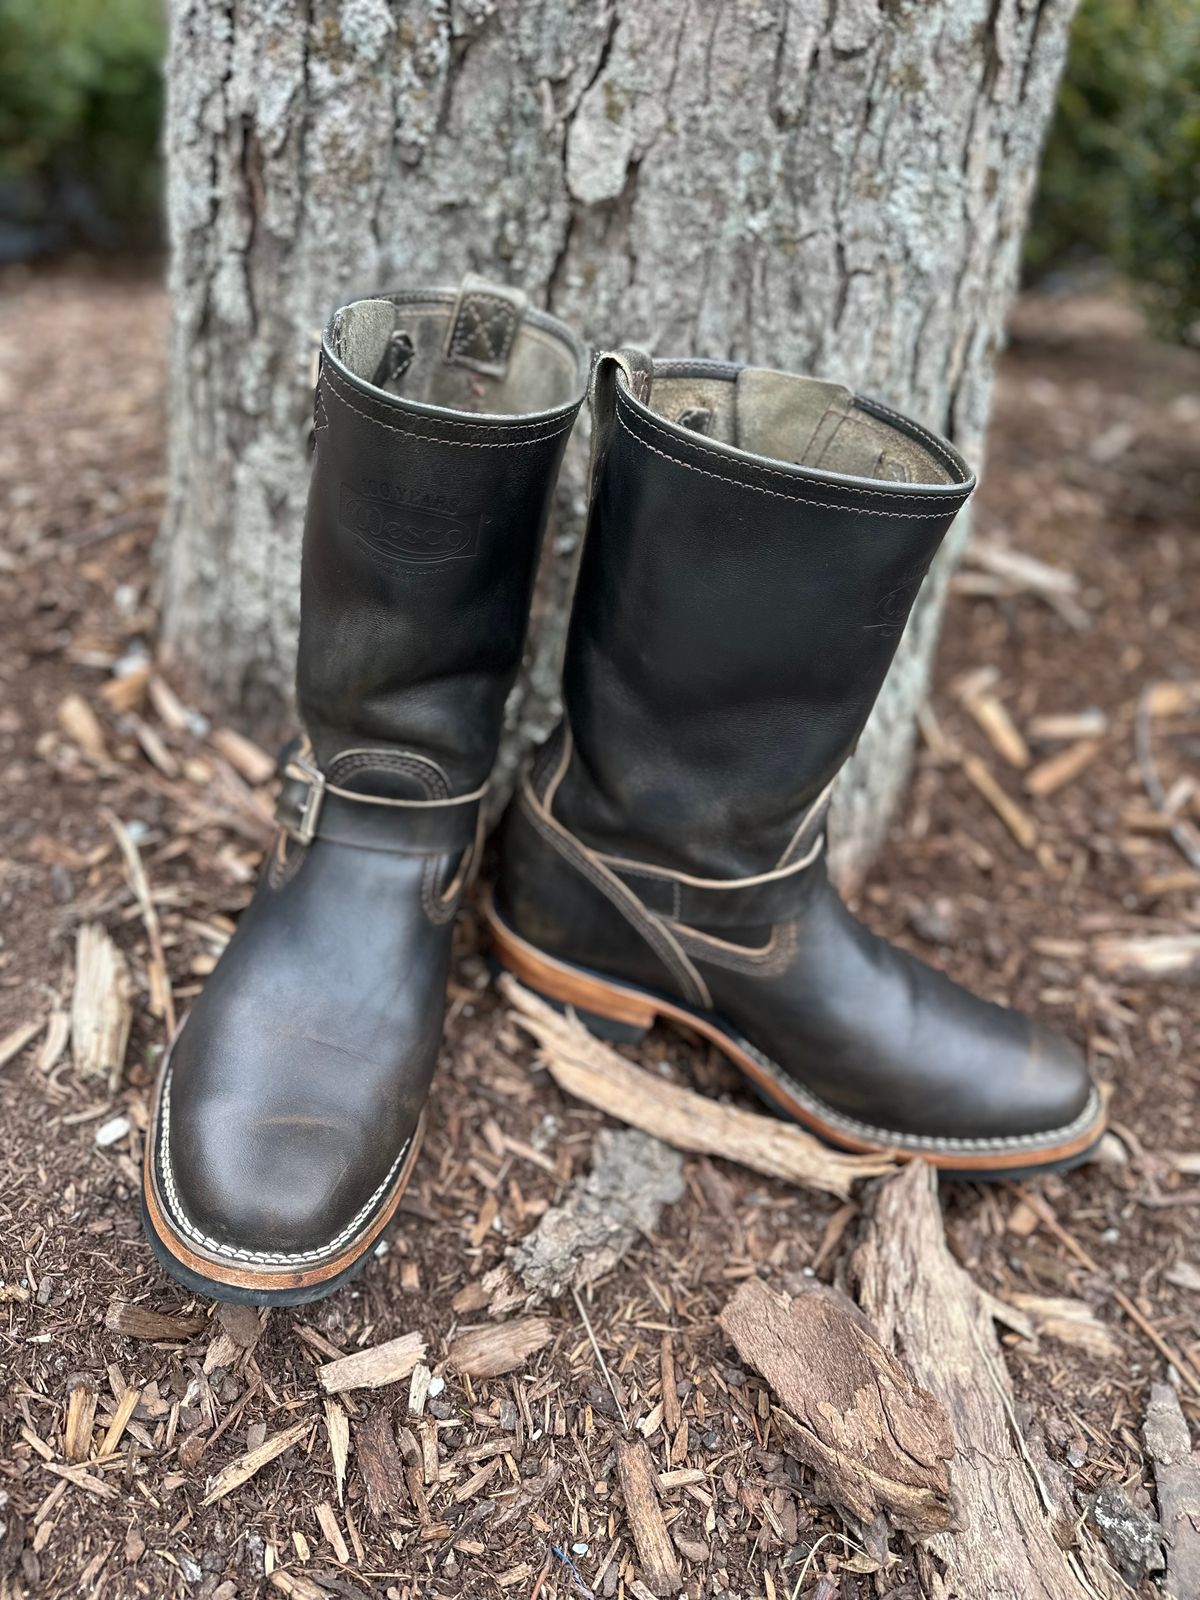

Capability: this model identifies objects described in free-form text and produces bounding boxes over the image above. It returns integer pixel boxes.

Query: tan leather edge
[485,898,1107,1173]
[142,1078,425,1294]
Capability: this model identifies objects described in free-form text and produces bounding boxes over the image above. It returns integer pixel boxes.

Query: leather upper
[300,287,588,795]
[158,284,589,1263]
[555,356,974,879]
[497,352,1098,1152]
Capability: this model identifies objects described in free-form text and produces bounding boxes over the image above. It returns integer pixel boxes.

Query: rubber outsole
[485,897,1107,1180]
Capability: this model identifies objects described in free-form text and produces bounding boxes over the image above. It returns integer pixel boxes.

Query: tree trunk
[161,0,1077,878]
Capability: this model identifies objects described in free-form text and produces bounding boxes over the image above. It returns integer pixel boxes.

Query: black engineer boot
[489,350,1105,1176]
[143,278,588,1302]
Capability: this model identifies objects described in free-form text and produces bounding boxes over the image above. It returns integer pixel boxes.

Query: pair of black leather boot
[143,278,1105,1304]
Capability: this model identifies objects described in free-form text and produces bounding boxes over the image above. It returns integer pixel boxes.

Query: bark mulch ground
[1,268,1197,1600]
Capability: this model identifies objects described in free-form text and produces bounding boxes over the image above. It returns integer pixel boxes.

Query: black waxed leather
[602,846,823,927]
[301,320,585,793]
[275,755,483,855]
[496,354,1100,1155]
[149,287,588,1283]
[555,365,974,880]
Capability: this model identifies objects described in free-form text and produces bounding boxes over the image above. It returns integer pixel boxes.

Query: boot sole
[485,897,1107,1180]
[141,1057,426,1306]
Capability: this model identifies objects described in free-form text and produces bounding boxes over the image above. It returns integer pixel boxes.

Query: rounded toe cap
[1022,1021,1098,1138]
[165,1106,402,1263]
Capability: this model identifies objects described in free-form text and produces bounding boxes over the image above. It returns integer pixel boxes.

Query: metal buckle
[283,752,326,846]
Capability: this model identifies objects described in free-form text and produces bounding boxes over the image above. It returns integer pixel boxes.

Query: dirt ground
[0,266,1197,1600]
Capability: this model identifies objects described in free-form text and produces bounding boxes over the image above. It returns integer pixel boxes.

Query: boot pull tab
[443,273,528,379]
[589,347,654,488]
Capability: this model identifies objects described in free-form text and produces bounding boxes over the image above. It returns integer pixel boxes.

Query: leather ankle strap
[599,834,825,928]
[276,749,484,856]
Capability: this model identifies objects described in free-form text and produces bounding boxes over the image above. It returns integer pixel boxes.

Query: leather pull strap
[588,347,655,500]
[443,273,527,378]
[601,835,826,928]
[276,750,483,857]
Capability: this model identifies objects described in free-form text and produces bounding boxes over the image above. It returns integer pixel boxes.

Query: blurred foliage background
[0,0,1196,340]
[1028,0,1200,341]
[0,0,165,258]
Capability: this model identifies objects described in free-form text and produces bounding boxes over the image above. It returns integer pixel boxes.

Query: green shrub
[1028,0,1200,342]
[0,0,165,255]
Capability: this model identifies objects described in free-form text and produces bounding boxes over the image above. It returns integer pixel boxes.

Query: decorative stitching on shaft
[322,365,577,449]
[615,404,970,520]
[619,390,971,502]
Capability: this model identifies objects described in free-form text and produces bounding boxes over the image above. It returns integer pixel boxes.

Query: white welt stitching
[154,1067,412,1266]
[736,1036,1104,1153]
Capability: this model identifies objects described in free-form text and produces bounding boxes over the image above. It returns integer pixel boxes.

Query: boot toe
[1021,1021,1096,1137]
[164,1102,402,1263]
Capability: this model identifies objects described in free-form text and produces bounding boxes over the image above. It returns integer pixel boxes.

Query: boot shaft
[299,279,588,794]
[554,353,975,876]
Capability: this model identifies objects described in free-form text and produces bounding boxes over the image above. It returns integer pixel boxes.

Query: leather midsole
[485,897,1106,1171]
[143,1084,425,1294]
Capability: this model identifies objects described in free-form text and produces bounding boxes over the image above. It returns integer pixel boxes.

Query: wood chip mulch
[1,270,1198,1599]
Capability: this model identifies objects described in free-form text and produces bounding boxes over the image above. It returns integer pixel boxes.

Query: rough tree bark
[161,0,1077,877]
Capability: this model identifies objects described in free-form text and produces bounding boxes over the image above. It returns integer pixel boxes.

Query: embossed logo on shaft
[339,483,480,568]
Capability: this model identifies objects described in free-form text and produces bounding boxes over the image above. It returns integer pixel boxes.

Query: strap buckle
[279,750,326,846]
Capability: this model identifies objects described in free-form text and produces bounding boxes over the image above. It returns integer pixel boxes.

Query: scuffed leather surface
[696,862,1092,1141]
[505,359,1094,1146]
[300,355,581,791]
[168,842,448,1253]
[158,296,589,1263]
[556,381,972,879]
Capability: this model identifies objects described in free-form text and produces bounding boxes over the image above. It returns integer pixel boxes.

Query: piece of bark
[64,1378,98,1463]
[510,1127,684,1298]
[1093,935,1200,984]
[314,1500,350,1563]
[210,726,276,786]
[36,1009,70,1073]
[446,1317,553,1379]
[1028,709,1108,742]
[323,1398,349,1506]
[616,1437,682,1598]
[1004,1293,1120,1360]
[1144,1383,1200,1600]
[407,1364,431,1417]
[216,1300,264,1351]
[1084,1484,1164,1585]
[317,1331,427,1395]
[269,1573,329,1600]
[964,691,1031,769]
[202,1417,311,1505]
[660,1336,680,1437]
[105,1301,208,1341]
[202,1330,241,1375]
[504,980,894,1198]
[106,812,176,1038]
[57,693,109,762]
[719,1277,952,1537]
[1166,1262,1200,1293]
[98,1387,141,1458]
[960,752,1038,851]
[1025,739,1102,798]
[0,1019,41,1071]
[354,1409,407,1523]
[849,1162,1127,1599]
[72,924,133,1085]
